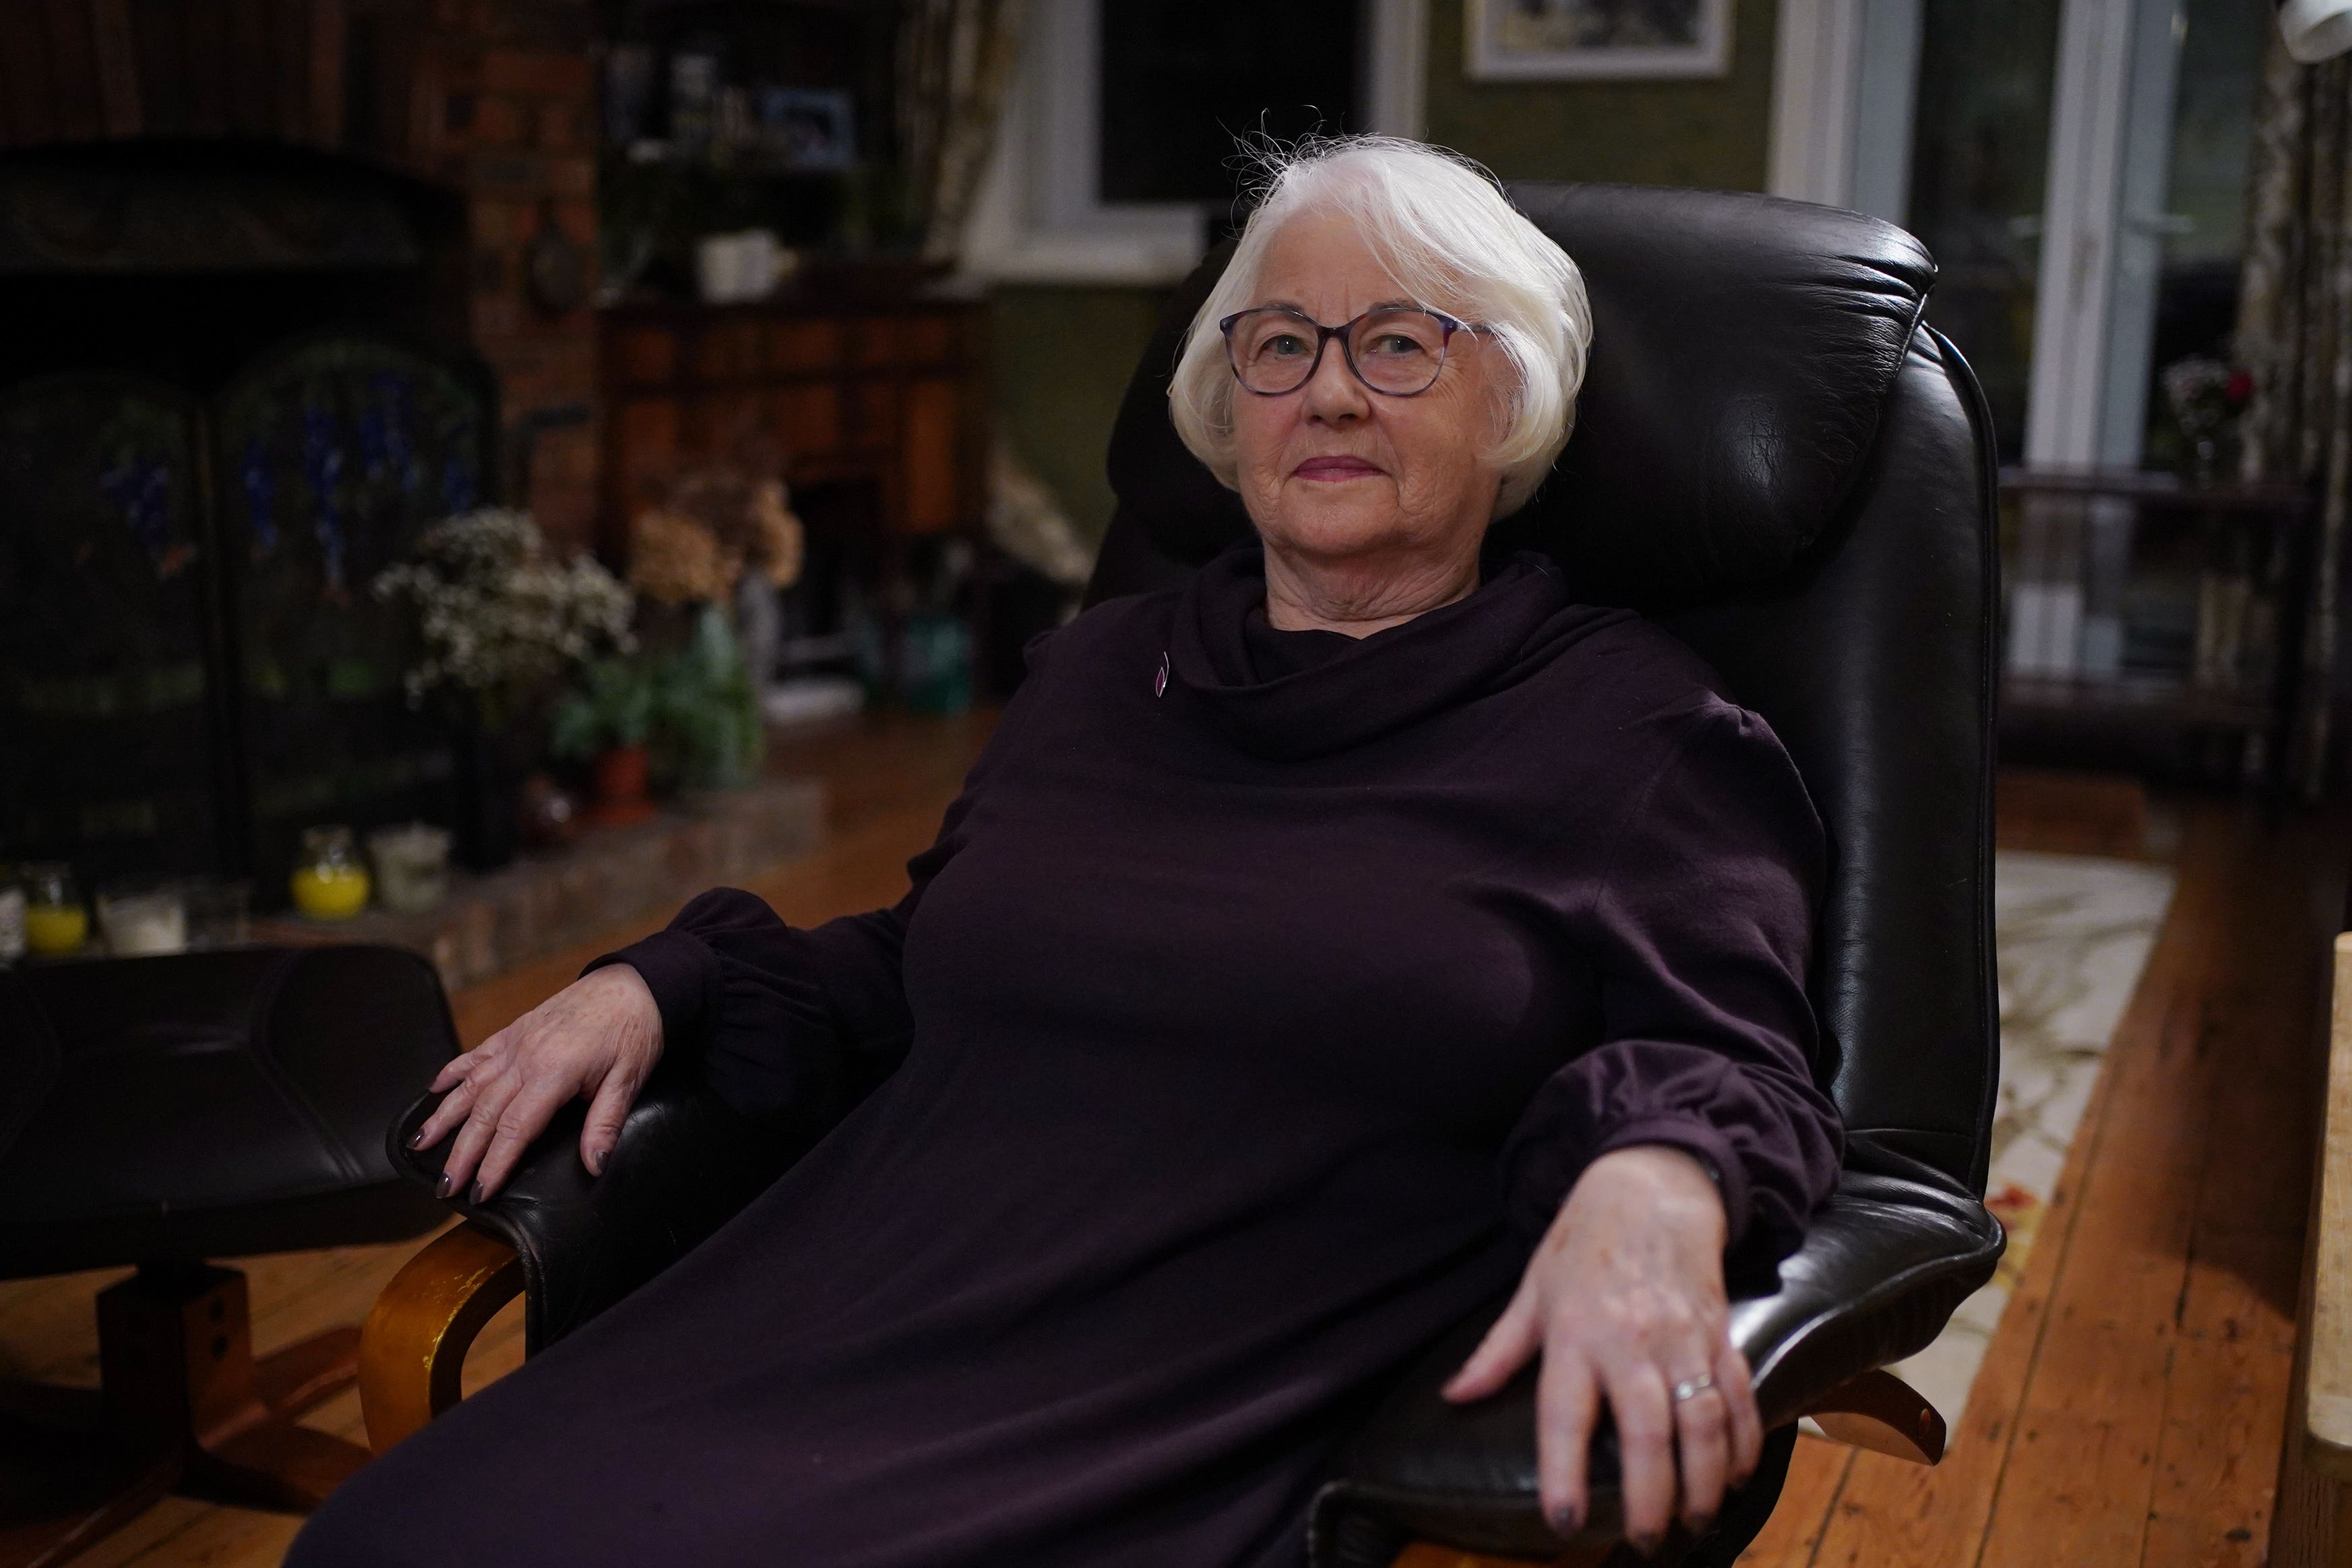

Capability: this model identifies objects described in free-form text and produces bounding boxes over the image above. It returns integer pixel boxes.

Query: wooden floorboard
[3,749,2341,1568]
[1737,1434,1852,1567]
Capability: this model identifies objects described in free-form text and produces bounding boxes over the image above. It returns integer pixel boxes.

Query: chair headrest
[1103,181,1936,606]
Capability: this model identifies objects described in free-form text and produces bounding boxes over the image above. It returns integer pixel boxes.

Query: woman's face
[1228,212,1510,569]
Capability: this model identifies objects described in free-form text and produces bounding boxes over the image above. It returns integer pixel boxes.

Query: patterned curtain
[896,0,1029,265]
[2236,34,2352,796]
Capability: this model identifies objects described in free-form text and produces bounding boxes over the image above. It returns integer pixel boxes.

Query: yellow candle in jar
[290,865,371,920]
[25,902,89,955]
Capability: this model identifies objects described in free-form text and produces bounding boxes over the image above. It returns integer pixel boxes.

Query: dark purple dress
[292,544,1841,1568]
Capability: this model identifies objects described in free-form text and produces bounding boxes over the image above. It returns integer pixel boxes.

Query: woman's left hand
[1442,1144,1762,1555]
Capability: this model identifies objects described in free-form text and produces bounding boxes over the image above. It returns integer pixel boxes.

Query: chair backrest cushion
[1088,182,1999,1197]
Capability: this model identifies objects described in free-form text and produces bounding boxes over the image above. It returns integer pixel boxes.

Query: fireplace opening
[0,139,501,902]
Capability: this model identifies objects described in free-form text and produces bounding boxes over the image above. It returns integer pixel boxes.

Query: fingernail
[1634,1532,1663,1559]
[586,1147,605,1176]
[406,1131,423,1150]
[468,1181,485,1205]
[1692,1514,1717,1536]
[1546,1503,1582,1535]
[435,1172,453,1197]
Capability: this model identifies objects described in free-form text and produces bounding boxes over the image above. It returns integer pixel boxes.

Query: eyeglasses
[1219,306,1473,398]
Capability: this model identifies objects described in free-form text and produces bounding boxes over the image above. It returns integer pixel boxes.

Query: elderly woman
[292,137,1839,1568]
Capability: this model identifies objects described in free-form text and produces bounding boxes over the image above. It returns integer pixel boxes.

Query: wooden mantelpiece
[598,288,990,562]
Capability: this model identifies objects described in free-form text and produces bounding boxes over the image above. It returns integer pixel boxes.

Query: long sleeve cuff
[1499,1038,1840,1264]
[585,927,722,1059]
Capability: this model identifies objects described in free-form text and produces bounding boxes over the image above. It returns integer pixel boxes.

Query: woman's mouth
[1293,456,1385,482]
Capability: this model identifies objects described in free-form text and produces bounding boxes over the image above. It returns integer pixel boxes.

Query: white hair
[1168,135,1592,520]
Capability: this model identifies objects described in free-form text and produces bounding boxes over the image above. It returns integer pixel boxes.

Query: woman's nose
[1300,342,1371,423]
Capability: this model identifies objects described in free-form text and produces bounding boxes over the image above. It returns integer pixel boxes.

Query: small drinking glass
[184,877,253,949]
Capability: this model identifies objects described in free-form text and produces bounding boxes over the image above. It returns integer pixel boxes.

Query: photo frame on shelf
[1463,0,1735,80]
[760,87,857,172]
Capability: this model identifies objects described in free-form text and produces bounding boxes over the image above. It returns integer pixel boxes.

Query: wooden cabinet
[598,290,988,561]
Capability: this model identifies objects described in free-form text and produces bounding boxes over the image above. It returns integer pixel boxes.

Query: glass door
[2130,0,2270,472]
[1902,0,2066,466]
[1894,0,2269,470]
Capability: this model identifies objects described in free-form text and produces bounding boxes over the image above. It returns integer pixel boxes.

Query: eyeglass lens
[1227,309,1452,396]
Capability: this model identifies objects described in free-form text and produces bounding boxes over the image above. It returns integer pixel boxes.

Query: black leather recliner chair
[367,183,2005,1567]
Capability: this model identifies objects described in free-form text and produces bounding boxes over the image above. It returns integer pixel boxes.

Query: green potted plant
[550,656,660,827]
[650,604,765,793]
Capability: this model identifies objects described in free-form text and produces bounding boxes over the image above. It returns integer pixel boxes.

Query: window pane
[2140,0,2270,468]
[1905,0,2066,464]
[1097,0,1361,208]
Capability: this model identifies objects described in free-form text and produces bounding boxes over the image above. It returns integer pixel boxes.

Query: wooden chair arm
[1803,1367,1945,1464]
[358,1221,524,1454]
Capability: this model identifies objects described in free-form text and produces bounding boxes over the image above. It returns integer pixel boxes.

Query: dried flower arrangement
[627,445,805,606]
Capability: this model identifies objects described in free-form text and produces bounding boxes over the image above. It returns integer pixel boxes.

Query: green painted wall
[1423,0,1781,189]
[987,0,1782,544]
[989,284,1168,546]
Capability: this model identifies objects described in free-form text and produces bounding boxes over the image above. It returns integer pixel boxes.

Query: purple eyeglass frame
[1217,306,1473,398]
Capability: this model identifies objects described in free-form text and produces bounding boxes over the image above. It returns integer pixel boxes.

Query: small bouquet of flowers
[373,507,636,724]
[2159,356,2256,487]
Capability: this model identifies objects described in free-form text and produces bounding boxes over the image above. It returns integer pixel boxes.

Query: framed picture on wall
[1464,0,1735,80]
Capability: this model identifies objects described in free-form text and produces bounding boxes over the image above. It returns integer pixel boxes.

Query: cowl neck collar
[1166,540,1580,761]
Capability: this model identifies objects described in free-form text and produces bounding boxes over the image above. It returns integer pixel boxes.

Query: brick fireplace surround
[0,0,606,552]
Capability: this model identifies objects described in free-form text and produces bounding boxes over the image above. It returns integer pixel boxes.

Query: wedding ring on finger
[1670,1374,1716,1404]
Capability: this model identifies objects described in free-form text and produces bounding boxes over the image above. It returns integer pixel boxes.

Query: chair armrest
[387,1069,805,1354]
[1308,1167,2004,1565]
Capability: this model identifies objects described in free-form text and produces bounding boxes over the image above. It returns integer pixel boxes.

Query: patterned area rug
[1877,849,2177,1428]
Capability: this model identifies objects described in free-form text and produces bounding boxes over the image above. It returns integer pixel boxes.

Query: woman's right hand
[410,964,664,1203]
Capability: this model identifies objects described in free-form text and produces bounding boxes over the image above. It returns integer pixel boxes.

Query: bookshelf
[1998,467,2318,792]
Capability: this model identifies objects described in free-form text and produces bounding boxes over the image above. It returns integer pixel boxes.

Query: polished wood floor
[1745,781,2345,1568]
[0,737,2339,1568]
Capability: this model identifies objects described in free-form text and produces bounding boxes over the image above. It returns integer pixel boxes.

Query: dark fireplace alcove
[0,140,500,900]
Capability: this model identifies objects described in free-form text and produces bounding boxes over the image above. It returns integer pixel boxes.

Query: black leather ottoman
[0,945,457,1567]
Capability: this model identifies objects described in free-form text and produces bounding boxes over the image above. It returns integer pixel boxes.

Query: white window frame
[1770,0,2193,469]
[960,0,1429,286]
[2028,0,2185,468]
[1765,0,1923,222]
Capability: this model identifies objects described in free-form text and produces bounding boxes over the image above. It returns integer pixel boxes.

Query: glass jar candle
[0,866,24,964]
[23,863,88,956]
[98,879,189,955]
[290,826,371,920]
[367,823,452,914]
